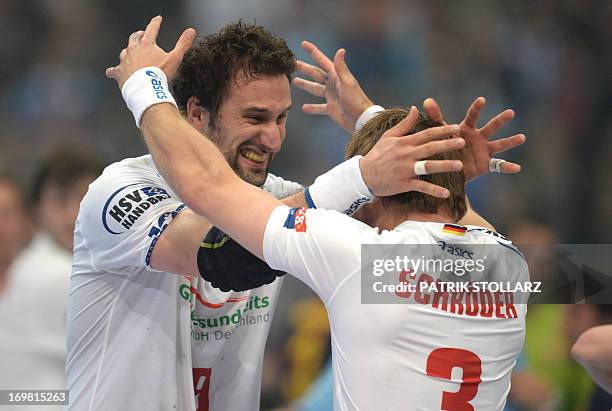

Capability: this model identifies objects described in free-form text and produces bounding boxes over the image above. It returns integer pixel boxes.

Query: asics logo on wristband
[145,70,169,100]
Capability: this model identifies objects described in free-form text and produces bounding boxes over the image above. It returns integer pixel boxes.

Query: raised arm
[292,40,375,132]
[106,17,464,260]
[422,97,527,231]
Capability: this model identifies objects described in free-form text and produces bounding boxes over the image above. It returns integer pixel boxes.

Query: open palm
[424,97,526,181]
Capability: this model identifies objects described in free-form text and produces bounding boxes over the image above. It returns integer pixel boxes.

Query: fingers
[500,161,522,173]
[302,103,328,115]
[301,40,334,73]
[292,77,326,97]
[480,109,514,138]
[171,27,197,59]
[464,96,486,128]
[128,30,145,48]
[423,97,445,124]
[119,48,127,61]
[412,137,465,159]
[295,60,327,83]
[333,48,352,80]
[488,134,526,154]
[408,180,451,199]
[142,15,162,45]
[419,159,464,174]
[409,124,461,146]
[106,66,118,79]
[382,106,419,138]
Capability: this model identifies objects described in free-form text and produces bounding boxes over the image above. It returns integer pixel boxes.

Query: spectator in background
[0,146,105,410]
[0,172,30,295]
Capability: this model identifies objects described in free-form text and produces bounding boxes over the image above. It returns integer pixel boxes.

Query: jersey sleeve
[262,206,365,303]
[262,173,303,199]
[76,167,186,272]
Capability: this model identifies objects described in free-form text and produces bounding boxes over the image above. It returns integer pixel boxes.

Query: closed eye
[276,113,288,124]
[245,116,266,124]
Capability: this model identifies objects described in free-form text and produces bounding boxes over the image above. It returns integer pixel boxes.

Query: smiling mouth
[240,148,266,164]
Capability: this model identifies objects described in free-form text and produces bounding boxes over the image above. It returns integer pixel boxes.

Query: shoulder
[75,155,184,258]
[275,206,375,236]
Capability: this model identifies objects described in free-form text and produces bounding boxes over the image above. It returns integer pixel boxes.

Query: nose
[259,122,283,153]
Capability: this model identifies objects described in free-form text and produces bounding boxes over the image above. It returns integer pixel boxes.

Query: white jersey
[263,206,528,411]
[67,155,300,411]
[0,233,72,411]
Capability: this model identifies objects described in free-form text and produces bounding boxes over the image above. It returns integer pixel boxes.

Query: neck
[358,204,456,231]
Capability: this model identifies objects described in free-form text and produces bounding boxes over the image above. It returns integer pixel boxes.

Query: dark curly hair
[171,20,296,130]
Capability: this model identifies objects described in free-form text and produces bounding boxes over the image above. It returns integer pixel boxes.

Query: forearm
[140,104,234,214]
[282,191,308,208]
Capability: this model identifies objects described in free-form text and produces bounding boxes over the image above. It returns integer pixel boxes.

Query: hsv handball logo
[102,184,172,234]
[146,69,169,100]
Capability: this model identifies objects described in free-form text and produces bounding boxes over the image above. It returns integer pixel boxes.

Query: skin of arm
[571,325,612,394]
[141,102,459,261]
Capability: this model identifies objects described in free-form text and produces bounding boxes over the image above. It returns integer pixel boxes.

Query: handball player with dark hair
[67,17,476,410]
[106,17,530,410]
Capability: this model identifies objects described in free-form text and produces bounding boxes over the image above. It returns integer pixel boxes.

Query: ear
[186,96,209,131]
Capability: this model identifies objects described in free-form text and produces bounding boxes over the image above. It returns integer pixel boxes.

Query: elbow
[571,328,601,366]
[177,180,211,216]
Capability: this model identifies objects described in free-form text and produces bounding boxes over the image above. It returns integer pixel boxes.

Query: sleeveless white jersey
[263,206,528,411]
[67,155,300,411]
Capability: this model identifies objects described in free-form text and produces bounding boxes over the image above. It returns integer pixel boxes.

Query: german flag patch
[442,224,467,236]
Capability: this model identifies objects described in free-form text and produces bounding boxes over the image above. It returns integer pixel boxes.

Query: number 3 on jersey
[426,348,482,411]
[193,368,212,411]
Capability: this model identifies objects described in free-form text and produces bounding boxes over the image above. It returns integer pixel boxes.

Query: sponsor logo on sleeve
[102,185,172,234]
[294,208,307,232]
[283,207,307,232]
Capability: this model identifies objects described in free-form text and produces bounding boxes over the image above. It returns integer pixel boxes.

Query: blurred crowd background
[0,0,610,410]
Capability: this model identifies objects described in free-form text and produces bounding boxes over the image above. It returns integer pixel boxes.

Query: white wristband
[355,105,385,131]
[121,66,178,128]
[306,156,374,215]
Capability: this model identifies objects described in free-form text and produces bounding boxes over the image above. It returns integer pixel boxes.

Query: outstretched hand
[293,40,373,132]
[105,16,196,89]
[360,106,465,198]
[423,97,526,181]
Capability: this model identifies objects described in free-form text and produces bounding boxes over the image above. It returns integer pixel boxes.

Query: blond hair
[345,108,467,221]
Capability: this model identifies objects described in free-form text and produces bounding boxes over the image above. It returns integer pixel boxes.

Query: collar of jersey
[393,220,450,232]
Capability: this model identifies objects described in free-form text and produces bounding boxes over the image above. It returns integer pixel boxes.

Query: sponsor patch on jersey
[145,204,186,266]
[283,207,307,232]
[442,224,467,236]
[102,184,172,235]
